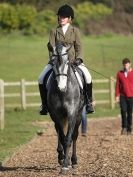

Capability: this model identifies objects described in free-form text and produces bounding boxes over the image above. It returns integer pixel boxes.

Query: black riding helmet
[57,4,74,19]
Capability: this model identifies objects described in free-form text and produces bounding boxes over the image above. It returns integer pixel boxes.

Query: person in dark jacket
[115,58,133,135]
[38,4,94,115]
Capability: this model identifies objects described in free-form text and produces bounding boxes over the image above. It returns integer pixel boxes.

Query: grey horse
[47,43,85,174]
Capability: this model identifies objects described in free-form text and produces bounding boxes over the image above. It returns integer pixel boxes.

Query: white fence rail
[0,78,116,129]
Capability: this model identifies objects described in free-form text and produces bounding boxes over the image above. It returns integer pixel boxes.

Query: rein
[52,53,68,57]
[85,66,115,81]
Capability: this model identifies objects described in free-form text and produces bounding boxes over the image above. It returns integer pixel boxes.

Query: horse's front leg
[54,124,64,166]
[60,139,71,174]
[57,137,64,165]
[61,119,75,173]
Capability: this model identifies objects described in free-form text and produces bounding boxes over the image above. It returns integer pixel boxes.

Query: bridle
[52,45,71,79]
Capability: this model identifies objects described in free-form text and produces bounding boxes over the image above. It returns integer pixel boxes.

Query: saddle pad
[74,70,83,89]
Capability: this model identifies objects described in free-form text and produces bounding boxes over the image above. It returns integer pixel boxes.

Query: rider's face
[58,16,70,26]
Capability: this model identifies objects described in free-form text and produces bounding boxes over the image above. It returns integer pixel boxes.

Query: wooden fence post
[21,79,26,110]
[110,76,115,109]
[0,79,4,130]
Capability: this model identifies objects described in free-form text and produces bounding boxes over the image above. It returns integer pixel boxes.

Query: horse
[47,43,85,174]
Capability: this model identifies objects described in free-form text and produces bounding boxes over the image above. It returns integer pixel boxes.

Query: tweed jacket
[47,24,83,63]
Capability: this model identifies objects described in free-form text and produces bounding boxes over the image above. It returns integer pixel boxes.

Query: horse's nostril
[58,86,66,93]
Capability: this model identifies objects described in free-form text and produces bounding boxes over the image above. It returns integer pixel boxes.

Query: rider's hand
[48,59,55,66]
[47,42,53,52]
[74,58,83,66]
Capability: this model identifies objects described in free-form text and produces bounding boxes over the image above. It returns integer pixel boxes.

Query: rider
[38,4,94,115]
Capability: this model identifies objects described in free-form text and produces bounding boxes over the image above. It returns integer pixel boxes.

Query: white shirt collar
[124,68,132,77]
[62,23,70,35]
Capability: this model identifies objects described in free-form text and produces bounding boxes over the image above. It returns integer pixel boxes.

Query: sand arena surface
[0,118,133,177]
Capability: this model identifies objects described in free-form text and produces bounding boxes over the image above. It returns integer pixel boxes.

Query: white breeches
[78,63,92,84]
[38,63,92,84]
[38,64,52,84]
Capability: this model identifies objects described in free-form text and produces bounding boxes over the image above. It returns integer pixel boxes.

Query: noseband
[55,73,68,78]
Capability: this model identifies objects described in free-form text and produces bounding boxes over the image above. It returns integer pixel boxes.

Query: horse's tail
[54,117,68,137]
[62,118,68,136]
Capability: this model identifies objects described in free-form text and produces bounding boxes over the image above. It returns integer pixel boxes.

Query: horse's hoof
[72,169,79,175]
[60,167,69,175]
[72,164,78,169]
[68,165,72,169]
[58,159,63,166]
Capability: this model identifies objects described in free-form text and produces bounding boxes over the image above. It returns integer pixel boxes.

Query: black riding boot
[85,82,94,114]
[39,84,48,115]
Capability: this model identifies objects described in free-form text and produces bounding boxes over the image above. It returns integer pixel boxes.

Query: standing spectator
[81,101,95,136]
[115,58,133,135]
[81,105,87,136]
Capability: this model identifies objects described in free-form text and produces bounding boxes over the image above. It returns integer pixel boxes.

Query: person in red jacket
[115,58,133,135]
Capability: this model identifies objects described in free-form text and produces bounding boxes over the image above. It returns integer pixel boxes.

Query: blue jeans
[81,106,87,134]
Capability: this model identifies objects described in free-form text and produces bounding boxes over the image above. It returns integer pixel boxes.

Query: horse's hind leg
[71,124,79,168]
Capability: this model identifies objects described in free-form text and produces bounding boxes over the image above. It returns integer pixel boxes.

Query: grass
[89,105,120,118]
[83,34,133,78]
[0,34,133,81]
[0,33,133,162]
[0,108,50,162]
[0,34,48,81]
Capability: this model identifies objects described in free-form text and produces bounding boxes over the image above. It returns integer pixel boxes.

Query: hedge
[74,2,112,29]
[0,2,112,35]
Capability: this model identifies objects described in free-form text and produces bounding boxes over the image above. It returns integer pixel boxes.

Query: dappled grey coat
[47,24,83,63]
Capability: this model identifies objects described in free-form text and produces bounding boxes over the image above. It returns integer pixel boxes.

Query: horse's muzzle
[58,85,67,93]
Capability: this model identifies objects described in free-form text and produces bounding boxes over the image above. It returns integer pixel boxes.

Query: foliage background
[0,0,133,35]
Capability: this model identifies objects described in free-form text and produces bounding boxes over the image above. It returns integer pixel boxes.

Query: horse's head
[51,43,71,92]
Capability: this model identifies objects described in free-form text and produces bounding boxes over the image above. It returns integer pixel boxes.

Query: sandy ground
[0,118,133,177]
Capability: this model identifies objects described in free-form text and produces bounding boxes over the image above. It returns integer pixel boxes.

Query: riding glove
[74,58,83,66]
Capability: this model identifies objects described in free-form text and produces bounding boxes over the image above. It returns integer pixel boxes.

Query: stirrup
[39,105,48,115]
